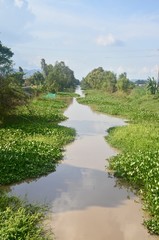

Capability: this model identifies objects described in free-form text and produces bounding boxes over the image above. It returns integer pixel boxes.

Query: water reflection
[7,87,156,240]
[60,98,124,137]
[11,163,133,211]
[10,93,128,209]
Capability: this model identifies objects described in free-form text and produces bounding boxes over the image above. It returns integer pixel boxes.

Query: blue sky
[1,0,159,80]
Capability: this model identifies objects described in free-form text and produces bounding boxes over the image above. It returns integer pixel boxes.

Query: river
[10,87,157,240]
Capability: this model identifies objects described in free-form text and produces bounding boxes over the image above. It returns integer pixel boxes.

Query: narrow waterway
[10,87,157,240]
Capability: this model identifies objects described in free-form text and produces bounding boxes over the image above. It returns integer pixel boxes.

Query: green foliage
[26,71,45,86]
[81,67,117,92]
[0,41,13,76]
[0,42,28,122]
[78,88,159,235]
[147,76,158,95]
[81,67,134,93]
[116,72,134,92]
[41,59,79,92]
[0,95,75,185]
[0,192,51,239]
[0,94,75,239]
[0,75,28,121]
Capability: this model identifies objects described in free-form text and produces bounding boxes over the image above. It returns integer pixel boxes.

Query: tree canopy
[0,42,28,122]
[0,41,14,76]
[41,59,79,92]
[81,67,134,93]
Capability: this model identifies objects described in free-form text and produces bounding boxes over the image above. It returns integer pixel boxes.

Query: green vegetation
[0,41,79,122]
[40,59,79,93]
[0,94,75,185]
[0,93,75,239]
[78,87,159,235]
[0,192,51,239]
[0,41,78,239]
[81,67,134,93]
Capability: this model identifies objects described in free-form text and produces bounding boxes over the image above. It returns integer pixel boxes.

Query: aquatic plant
[0,95,75,185]
[0,192,51,239]
[78,88,159,235]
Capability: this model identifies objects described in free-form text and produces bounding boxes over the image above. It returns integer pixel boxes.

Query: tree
[26,71,45,86]
[81,67,117,92]
[0,42,28,121]
[117,72,133,92]
[104,71,117,92]
[41,58,48,78]
[81,67,105,89]
[0,41,14,76]
[0,75,28,121]
[147,77,158,95]
[11,66,25,86]
[45,61,78,92]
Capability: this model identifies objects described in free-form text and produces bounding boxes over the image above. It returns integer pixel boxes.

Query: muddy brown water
[9,87,158,240]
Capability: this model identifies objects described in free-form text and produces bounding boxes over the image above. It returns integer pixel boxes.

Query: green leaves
[79,88,159,235]
[0,193,51,240]
[0,95,75,185]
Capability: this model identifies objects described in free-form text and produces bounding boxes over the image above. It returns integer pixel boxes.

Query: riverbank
[0,92,76,239]
[78,88,159,235]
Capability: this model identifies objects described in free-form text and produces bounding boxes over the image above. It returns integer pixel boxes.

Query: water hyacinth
[0,95,75,185]
[78,88,159,235]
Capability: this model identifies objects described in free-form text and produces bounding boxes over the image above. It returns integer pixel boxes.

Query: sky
[1,0,159,80]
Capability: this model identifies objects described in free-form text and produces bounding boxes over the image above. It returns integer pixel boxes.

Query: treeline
[0,41,79,121]
[25,59,79,92]
[81,67,134,93]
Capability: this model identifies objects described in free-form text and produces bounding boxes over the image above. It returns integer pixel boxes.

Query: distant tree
[81,67,117,92]
[0,41,14,76]
[81,67,105,89]
[46,61,78,92]
[11,66,25,86]
[135,79,148,85]
[104,71,117,92]
[26,71,45,86]
[116,72,131,92]
[41,58,48,78]
[0,42,28,121]
[0,75,28,121]
[147,77,158,95]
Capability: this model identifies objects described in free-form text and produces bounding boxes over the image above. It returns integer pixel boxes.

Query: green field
[78,87,159,235]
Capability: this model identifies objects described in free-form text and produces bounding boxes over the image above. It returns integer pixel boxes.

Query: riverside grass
[78,88,159,235]
[0,92,76,239]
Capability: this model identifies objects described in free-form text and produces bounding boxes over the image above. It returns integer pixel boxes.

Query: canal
[10,87,157,240]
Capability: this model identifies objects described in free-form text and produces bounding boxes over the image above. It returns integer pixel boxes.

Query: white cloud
[96,34,124,47]
[14,0,24,8]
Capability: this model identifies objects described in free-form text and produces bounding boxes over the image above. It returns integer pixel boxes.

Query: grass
[78,87,159,235]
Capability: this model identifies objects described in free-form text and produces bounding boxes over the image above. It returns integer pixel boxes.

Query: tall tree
[26,71,45,86]
[81,68,117,92]
[0,41,13,76]
[117,72,132,92]
[46,61,78,92]
[0,75,28,121]
[0,42,28,121]
[41,58,48,78]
